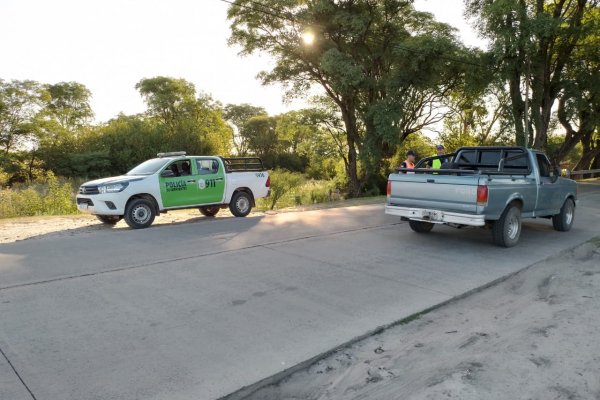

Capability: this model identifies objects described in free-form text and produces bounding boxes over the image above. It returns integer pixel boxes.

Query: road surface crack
[0,344,38,400]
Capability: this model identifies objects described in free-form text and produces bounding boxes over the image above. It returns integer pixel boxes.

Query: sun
[302,31,315,45]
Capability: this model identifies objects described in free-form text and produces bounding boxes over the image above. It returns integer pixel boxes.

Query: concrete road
[1,184,599,400]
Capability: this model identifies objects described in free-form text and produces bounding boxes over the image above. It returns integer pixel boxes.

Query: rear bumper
[385,205,486,227]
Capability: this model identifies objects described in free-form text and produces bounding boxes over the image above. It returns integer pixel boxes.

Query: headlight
[98,182,129,194]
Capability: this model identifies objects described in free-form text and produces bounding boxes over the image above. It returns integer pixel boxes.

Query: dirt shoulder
[0,197,385,244]
[244,238,600,400]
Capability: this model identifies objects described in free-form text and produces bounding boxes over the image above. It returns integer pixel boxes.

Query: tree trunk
[340,105,363,197]
[509,75,527,147]
[27,151,37,182]
[574,134,600,171]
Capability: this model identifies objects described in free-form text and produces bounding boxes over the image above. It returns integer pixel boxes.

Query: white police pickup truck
[76,152,270,229]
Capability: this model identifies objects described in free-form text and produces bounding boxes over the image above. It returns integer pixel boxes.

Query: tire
[552,198,575,232]
[96,215,122,225]
[229,191,252,217]
[408,220,435,233]
[124,198,156,229]
[199,206,220,217]
[492,205,521,247]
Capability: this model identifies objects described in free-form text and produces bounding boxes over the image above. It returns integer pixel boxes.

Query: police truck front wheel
[229,192,252,217]
[408,220,435,233]
[124,198,156,229]
[199,206,220,217]
[96,215,122,225]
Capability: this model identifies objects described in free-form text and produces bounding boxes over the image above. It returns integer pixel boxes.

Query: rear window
[504,151,528,168]
[455,149,529,172]
[480,151,501,166]
[459,150,477,164]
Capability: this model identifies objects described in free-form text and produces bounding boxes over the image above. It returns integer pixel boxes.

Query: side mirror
[161,170,175,178]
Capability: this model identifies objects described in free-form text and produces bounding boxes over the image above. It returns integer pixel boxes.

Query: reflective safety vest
[431,156,448,169]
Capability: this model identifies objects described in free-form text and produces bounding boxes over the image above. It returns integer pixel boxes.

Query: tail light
[477,185,488,206]
[387,181,391,197]
[265,176,270,188]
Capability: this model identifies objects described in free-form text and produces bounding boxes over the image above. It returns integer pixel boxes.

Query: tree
[135,77,197,129]
[243,115,279,161]
[441,82,514,148]
[0,79,43,156]
[35,82,95,177]
[553,6,600,168]
[223,103,268,155]
[466,0,599,149]
[228,0,469,195]
[135,77,232,156]
[44,82,94,132]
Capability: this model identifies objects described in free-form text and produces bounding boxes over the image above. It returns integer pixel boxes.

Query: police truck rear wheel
[124,198,156,229]
[199,206,220,217]
[229,192,252,217]
[408,220,434,233]
[96,215,122,225]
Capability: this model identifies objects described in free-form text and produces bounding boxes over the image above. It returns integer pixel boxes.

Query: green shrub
[263,169,305,210]
[0,172,77,219]
[256,176,343,211]
[0,169,10,187]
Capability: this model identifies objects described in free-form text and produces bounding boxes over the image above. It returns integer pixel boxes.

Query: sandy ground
[0,197,385,244]
[0,210,246,244]
[245,238,600,400]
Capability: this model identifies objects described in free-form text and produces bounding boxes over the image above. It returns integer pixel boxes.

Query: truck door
[159,159,201,208]
[194,158,226,204]
[535,153,562,213]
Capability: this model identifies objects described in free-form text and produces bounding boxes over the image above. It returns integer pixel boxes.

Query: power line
[216,0,487,69]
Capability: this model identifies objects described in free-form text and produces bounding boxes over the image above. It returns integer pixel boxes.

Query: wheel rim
[236,196,250,214]
[131,205,151,224]
[507,213,520,240]
[565,203,574,225]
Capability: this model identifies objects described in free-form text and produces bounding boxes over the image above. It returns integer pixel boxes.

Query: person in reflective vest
[399,150,416,174]
[430,144,449,169]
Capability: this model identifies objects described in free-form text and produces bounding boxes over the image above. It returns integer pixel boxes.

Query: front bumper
[76,195,125,215]
[385,205,486,227]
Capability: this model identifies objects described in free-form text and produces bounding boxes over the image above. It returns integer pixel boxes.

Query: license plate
[79,204,88,210]
[422,210,442,221]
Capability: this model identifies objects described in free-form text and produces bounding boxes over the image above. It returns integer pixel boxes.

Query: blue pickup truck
[385,147,578,247]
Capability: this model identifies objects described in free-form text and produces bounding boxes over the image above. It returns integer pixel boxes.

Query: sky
[0,0,486,123]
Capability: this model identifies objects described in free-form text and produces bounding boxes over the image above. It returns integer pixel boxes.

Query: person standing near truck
[430,145,449,169]
[399,150,416,174]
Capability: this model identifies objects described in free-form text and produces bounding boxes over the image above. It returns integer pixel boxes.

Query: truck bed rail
[394,168,531,177]
[221,157,266,173]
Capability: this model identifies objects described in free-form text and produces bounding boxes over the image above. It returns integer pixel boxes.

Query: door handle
[186,180,196,183]
[215,178,224,181]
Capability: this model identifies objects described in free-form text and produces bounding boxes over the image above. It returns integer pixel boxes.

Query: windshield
[126,158,169,176]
